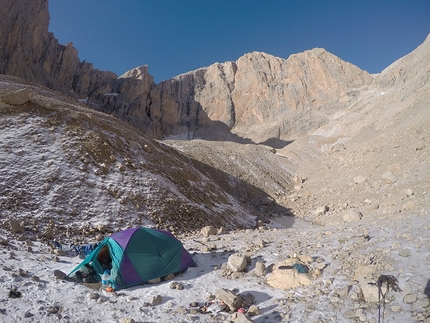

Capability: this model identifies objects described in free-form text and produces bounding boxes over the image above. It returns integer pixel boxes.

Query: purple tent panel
[120,253,143,286]
[111,228,138,249]
[181,247,196,270]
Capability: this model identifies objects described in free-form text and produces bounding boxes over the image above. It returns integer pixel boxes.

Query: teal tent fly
[68,227,196,290]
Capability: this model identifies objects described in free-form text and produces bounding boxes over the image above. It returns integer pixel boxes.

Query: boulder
[266,267,312,290]
[147,277,161,284]
[150,295,163,306]
[10,219,23,233]
[0,88,34,105]
[53,270,67,279]
[232,312,255,323]
[359,280,380,303]
[228,253,247,272]
[254,261,266,277]
[201,226,217,237]
[247,305,260,316]
[215,289,246,312]
[265,258,313,290]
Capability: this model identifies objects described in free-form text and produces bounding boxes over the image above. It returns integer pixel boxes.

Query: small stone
[150,295,163,306]
[215,288,246,312]
[97,296,108,303]
[316,205,329,215]
[24,311,34,318]
[232,312,254,323]
[147,277,161,284]
[88,292,100,300]
[343,309,356,319]
[398,249,411,257]
[53,270,67,279]
[163,273,175,281]
[53,249,67,256]
[390,305,402,312]
[342,208,362,223]
[201,226,217,237]
[403,294,417,304]
[10,219,23,233]
[381,171,396,184]
[169,282,184,290]
[175,306,188,314]
[228,254,247,272]
[353,176,367,184]
[247,305,260,316]
[120,319,136,323]
[254,261,266,277]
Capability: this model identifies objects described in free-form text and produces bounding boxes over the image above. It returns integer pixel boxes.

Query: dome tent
[67,227,196,290]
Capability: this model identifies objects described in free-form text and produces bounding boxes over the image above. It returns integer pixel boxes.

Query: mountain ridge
[5,0,428,147]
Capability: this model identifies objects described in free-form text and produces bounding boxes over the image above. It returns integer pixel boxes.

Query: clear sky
[48,1,430,83]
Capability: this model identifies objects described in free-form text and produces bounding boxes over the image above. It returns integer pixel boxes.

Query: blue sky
[49,1,430,83]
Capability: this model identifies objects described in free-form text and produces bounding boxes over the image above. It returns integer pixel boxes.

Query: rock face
[143,50,373,144]
[1,0,430,149]
[0,0,118,96]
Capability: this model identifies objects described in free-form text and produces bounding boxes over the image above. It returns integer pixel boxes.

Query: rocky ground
[0,33,429,323]
[0,209,429,323]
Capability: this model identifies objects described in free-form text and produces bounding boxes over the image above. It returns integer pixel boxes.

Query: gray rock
[10,219,23,233]
[147,277,161,284]
[120,319,136,323]
[390,305,402,312]
[247,305,260,316]
[201,226,217,237]
[353,176,367,184]
[53,270,67,279]
[359,281,380,303]
[88,292,100,300]
[163,273,175,281]
[342,208,362,223]
[215,288,246,312]
[228,253,247,272]
[316,205,329,215]
[150,295,163,306]
[242,293,255,306]
[343,309,357,319]
[53,249,67,256]
[254,261,266,277]
[398,249,411,257]
[0,88,34,105]
[169,282,184,290]
[381,171,396,184]
[232,312,254,322]
[403,294,417,304]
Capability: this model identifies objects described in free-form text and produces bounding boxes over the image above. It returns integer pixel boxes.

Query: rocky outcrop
[0,0,117,96]
[136,50,374,144]
[87,65,155,134]
[376,34,430,88]
[2,0,429,148]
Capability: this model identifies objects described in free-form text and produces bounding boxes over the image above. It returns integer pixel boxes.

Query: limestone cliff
[0,0,117,96]
[4,0,428,148]
[141,50,374,144]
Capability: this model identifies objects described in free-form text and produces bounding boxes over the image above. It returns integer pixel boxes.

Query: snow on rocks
[0,212,429,322]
